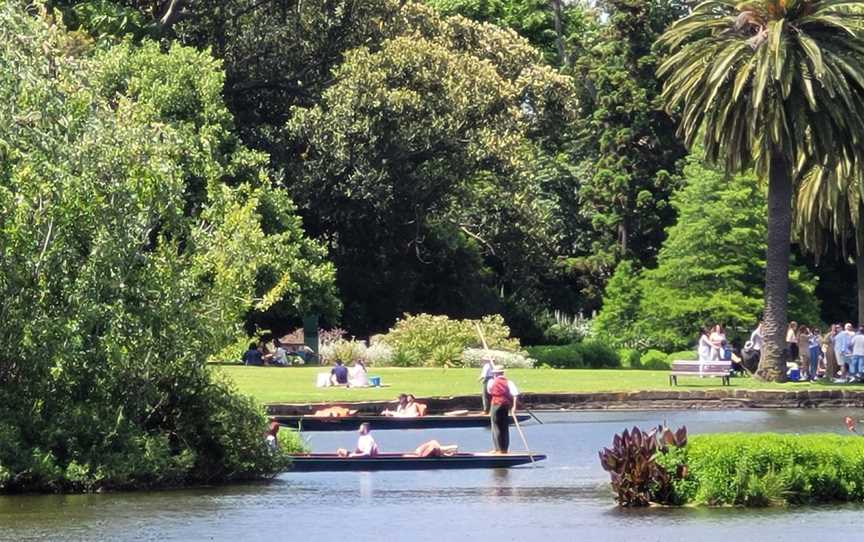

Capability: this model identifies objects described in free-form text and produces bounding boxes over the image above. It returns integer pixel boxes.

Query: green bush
[380,313,520,366]
[462,348,536,369]
[659,433,864,506]
[640,349,671,370]
[526,342,620,369]
[666,350,698,362]
[618,348,642,369]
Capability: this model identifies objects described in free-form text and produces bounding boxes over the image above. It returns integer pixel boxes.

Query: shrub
[640,349,670,370]
[526,344,584,368]
[666,350,698,363]
[618,348,641,369]
[599,425,688,506]
[648,433,864,507]
[526,342,620,369]
[380,313,520,366]
[462,348,536,369]
[535,310,593,345]
[319,338,367,364]
[364,342,393,366]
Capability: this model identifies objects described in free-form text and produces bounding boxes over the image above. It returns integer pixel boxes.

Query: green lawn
[215,366,847,404]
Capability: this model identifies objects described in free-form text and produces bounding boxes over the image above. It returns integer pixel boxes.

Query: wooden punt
[286,452,547,472]
[274,413,532,432]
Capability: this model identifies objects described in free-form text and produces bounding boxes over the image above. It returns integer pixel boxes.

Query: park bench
[668,359,732,386]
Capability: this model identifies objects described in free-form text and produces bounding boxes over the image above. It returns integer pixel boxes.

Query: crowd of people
[242,339,315,366]
[697,321,864,383]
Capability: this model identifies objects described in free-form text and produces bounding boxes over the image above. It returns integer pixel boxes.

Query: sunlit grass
[214,366,845,404]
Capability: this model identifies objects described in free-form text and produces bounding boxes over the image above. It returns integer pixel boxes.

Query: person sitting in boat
[487,365,518,454]
[411,440,458,458]
[348,359,369,387]
[330,359,349,386]
[337,423,379,457]
[382,394,409,416]
[264,420,280,452]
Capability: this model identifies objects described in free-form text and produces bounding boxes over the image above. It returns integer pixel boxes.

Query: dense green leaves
[0,4,326,491]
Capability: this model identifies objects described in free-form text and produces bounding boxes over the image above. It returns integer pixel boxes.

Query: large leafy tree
[0,5,335,491]
[657,0,864,380]
[287,4,577,333]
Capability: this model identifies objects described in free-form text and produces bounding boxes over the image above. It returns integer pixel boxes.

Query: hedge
[526,342,620,369]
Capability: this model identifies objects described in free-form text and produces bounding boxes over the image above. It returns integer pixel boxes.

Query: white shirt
[479,362,492,380]
[750,328,763,351]
[356,434,378,456]
[486,378,519,397]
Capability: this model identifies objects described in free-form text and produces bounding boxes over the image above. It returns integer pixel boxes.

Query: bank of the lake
[216,366,864,408]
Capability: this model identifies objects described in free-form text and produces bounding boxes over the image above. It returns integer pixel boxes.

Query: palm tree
[657,0,864,381]
[794,160,864,323]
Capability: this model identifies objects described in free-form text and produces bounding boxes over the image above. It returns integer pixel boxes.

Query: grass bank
[215,366,850,404]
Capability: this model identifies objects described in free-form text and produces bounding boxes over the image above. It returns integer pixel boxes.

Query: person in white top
[709,324,726,361]
[352,423,378,457]
[477,357,494,413]
[348,360,369,387]
[849,327,864,382]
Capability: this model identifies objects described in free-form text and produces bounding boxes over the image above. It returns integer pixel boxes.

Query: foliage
[618,348,642,369]
[593,261,643,348]
[639,350,670,370]
[364,342,394,366]
[665,350,697,363]
[534,310,593,345]
[0,5,327,491]
[462,348,536,369]
[319,339,368,365]
[657,0,864,379]
[663,433,864,506]
[380,314,520,367]
[525,342,620,369]
[596,157,821,351]
[285,3,578,334]
[598,425,688,506]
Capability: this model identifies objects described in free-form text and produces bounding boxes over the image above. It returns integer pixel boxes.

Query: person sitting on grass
[337,423,379,457]
[330,359,349,386]
[242,342,263,366]
[348,359,369,387]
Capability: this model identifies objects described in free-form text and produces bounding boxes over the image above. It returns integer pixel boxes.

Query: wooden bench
[668,360,732,386]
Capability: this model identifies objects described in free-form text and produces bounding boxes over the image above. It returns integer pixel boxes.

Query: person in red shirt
[486,366,519,454]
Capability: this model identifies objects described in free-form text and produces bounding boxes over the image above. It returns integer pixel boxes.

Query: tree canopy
[0,3,331,491]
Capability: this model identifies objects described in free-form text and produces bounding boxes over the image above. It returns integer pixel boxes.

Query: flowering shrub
[462,348,535,369]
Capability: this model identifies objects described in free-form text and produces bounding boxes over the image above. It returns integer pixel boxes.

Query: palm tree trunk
[756,154,791,382]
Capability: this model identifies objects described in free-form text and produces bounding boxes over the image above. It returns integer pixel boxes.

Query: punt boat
[274,413,532,431]
[286,452,546,471]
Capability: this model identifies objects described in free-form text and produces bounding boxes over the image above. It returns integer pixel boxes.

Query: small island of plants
[600,426,864,507]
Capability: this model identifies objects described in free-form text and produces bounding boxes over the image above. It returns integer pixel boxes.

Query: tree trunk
[550,0,568,67]
[755,154,792,382]
[857,217,864,326]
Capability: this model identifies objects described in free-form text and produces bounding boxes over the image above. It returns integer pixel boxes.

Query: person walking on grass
[487,366,518,454]
[808,328,822,382]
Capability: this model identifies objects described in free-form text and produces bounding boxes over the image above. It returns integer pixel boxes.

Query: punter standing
[487,366,518,454]
[478,356,494,413]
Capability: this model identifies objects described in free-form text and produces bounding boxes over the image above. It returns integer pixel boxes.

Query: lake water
[2,409,863,541]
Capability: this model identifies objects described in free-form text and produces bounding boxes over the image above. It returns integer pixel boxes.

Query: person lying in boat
[337,423,379,457]
[410,440,458,458]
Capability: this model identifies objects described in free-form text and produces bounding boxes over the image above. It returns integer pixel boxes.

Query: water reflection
[2,409,864,541]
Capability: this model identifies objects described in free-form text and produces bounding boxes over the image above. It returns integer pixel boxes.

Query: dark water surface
[2,409,863,541]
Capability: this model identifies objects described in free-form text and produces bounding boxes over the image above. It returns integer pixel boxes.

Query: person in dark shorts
[486,366,519,454]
